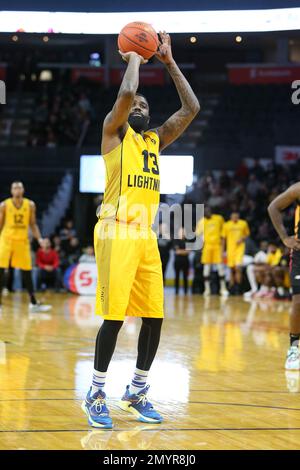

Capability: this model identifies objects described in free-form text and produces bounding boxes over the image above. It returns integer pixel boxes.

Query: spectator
[64,237,81,266]
[79,246,96,264]
[247,174,262,199]
[173,227,190,295]
[36,238,60,291]
[59,219,77,242]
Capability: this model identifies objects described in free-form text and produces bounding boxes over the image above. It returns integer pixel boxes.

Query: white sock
[91,369,107,395]
[129,368,148,395]
[204,279,210,292]
[246,264,258,292]
[258,285,269,293]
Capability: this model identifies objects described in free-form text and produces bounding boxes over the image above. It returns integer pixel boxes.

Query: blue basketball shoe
[118,385,163,424]
[81,388,113,429]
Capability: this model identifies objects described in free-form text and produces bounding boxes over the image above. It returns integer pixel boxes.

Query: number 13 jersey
[99,125,160,227]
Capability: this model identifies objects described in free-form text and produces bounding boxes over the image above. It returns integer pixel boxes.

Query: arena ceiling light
[0,8,300,34]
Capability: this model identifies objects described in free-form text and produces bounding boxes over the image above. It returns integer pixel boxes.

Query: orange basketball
[118,21,159,60]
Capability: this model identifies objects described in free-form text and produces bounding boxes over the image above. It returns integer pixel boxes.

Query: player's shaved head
[135,92,148,104]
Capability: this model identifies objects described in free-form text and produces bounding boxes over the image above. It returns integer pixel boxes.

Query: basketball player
[196,206,229,297]
[268,183,300,369]
[0,181,51,313]
[82,31,200,428]
[222,212,250,295]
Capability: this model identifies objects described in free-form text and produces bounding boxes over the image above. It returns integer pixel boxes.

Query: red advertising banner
[228,65,300,84]
[0,66,6,81]
[275,146,300,165]
[71,67,105,83]
[110,67,165,86]
[71,66,164,85]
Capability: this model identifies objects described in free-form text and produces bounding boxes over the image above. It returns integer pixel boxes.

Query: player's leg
[130,317,163,394]
[161,255,169,284]
[286,251,300,369]
[118,231,164,423]
[83,221,140,428]
[229,267,236,293]
[13,241,51,311]
[213,245,228,296]
[21,270,52,312]
[235,266,243,295]
[203,264,211,297]
[118,317,163,423]
[174,261,180,294]
[21,270,37,305]
[244,263,258,298]
[82,319,123,428]
[234,246,245,295]
[202,246,211,297]
[217,264,229,297]
[183,261,189,295]
[286,294,300,370]
[0,237,12,309]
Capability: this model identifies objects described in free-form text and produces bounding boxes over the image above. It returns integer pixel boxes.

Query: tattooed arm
[155,31,200,152]
[268,182,300,250]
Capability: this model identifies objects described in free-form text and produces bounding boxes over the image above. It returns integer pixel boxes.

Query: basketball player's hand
[283,236,300,251]
[118,50,148,65]
[155,31,173,65]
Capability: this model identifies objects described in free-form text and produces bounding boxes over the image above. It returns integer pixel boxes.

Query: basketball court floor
[1,290,300,450]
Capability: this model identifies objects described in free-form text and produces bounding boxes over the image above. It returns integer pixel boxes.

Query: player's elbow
[193,100,201,115]
[186,100,200,117]
[267,201,274,214]
[119,87,135,100]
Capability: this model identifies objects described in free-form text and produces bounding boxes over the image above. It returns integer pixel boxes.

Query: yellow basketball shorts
[94,220,164,321]
[201,243,222,265]
[0,237,32,270]
[226,245,245,268]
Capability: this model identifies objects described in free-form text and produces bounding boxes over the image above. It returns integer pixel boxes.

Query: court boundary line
[2,427,300,433]
[1,397,300,412]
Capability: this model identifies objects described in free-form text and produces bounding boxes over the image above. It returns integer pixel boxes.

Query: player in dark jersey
[268,183,300,369]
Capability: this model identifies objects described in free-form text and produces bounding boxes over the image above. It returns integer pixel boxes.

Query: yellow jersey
[295,204,300,238]
[266,249,282,266]
[1,198,31,241]
[99,125,160,227]
[196,214,224,245]
[222,219,250,250]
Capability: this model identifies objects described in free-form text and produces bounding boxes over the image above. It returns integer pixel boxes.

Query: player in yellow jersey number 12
[0,181,52,313]
[81,31,200,428]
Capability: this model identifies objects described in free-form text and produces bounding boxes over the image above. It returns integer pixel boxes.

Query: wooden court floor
[1,289,300,450]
